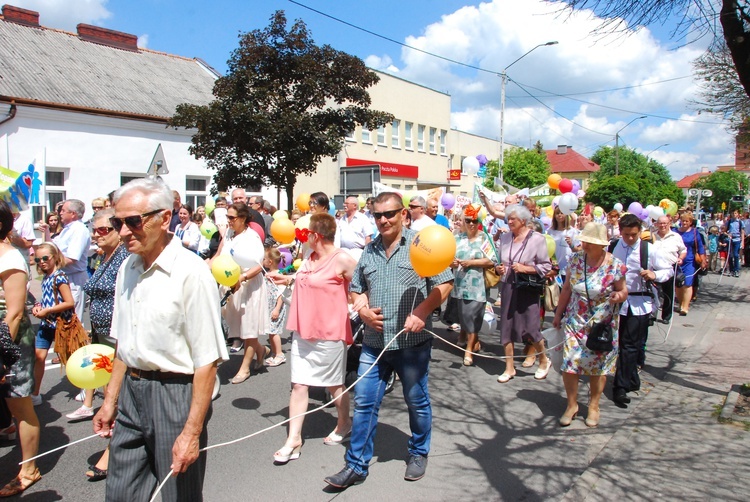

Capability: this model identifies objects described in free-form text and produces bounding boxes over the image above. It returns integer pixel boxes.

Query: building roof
[675,172,710,188]
[0,11,217,120]
[544,147,599,174]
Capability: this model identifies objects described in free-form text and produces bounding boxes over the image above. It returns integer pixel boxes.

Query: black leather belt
[128,368,192,381]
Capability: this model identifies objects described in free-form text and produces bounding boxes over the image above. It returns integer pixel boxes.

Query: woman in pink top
[267,213,358,464]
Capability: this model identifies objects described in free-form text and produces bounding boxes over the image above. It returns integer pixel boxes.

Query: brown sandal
[0,470,42,497]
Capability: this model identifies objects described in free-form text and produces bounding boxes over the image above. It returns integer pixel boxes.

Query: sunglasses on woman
[34,255,52,263]
[109,209,165,232]
[464,218,479,224]
[94,226,115,236]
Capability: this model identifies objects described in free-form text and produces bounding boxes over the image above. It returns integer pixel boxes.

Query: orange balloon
[410,225,456,277]
[270,218,296,244]
[296,193,310,212]
[548,174,562,190]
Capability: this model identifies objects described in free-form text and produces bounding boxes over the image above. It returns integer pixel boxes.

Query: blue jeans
[730,239,741,273]
[345,340,432,476]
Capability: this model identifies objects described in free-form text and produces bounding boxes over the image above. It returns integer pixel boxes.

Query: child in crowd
[263,247,288,367]
[707,225,719,272]
[30,242,75,407]
[718,227,730,273]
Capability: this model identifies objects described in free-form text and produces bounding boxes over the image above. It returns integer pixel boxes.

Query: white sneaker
[31,394,42,406]
[66,406,94,420]
[74,389,87,402]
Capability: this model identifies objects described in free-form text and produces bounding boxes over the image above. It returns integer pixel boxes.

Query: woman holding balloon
[548,206,581,283]
[494,205,553,383]
[215,202,269,384]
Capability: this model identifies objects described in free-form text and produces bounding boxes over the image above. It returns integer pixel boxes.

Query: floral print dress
[561,252,627,375]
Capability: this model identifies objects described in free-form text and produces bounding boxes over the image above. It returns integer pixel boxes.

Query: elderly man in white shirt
[53,199,91,320]
[652,215,687,324]
[93,179,228,502]
[338,195,373,261]
[610,214,672,406]
[408,195,437,232]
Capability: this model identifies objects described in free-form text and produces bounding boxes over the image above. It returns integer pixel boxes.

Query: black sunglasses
[34,255,52,264]
[408,204,423,209]
[372,209,402,220]
[464,218,479,224]
[109,209,165,232]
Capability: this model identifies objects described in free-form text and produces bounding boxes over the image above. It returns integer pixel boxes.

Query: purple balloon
[476,154,488,166]
[571,180,581,194]
[628,202,643,214]
[639,209,650,221]
[279,248,293,269]
[540,215,552,228]
[441,193,456,210]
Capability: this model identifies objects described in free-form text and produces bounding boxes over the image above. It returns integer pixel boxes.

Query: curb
[719,384,748,425]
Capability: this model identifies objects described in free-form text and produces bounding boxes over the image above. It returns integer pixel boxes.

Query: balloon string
[19,433,101,465]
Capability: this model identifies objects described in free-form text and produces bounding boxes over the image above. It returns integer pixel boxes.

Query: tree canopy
[554,1,750,100]
[585,146,685,209]
[498,144,551,189]
[169,11,393,207]
[691,169,748,213]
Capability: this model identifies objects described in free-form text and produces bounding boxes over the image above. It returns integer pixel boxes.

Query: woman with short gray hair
[494,204,552,384]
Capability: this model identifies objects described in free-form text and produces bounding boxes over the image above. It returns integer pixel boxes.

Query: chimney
[701,166,710,173]
[2,4,40,27]
[557,145,568,155]
[77,23,138,51]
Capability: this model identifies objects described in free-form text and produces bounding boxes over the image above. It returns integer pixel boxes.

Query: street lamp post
[644,143,669,159]
[499,41,558,183]
[614,115,646,176]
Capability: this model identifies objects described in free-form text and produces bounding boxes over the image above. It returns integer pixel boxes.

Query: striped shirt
[351,228,454,350]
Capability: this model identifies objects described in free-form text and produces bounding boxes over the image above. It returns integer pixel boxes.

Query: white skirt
[289,334,347,387]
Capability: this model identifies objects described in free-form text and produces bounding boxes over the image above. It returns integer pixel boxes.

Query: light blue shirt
[53,219,90,276]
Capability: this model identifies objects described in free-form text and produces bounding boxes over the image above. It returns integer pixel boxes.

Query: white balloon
[558,193,579,215]
[462,156,480,175]
[552,196,561,207]
[613,202,624,212]
[648,205,665,220]
[228,229,263,269]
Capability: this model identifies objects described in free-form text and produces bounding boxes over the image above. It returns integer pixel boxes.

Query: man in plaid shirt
[325,192,453,489]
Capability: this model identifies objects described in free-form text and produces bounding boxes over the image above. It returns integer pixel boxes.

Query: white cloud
[365,54,398,73]
[9,0,112,30]
[366,0,736,179]
[137,34,149,48]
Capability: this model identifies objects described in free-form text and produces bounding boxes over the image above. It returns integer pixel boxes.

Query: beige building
[295,70,505,204]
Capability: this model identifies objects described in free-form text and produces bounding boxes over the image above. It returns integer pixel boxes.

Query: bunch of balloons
[548,174,585,199]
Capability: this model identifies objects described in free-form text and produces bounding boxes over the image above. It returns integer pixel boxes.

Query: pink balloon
[249,221,265,241]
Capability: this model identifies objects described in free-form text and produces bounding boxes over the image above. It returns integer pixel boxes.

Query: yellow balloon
[358,195,366,209]
[293,259,302,270]
[271,218,296,244]
[296,193,310,212]
[665,200,678,216]
[545,206,554,217]
[295,214,311,230]
[410,225,456,277]
[66,344,116,389]
[594,206,604,218]
[211,255,241,287]
[479,207,487,221]
[402,192,413,208]
[544,234,556,259]
[273,210,288,220]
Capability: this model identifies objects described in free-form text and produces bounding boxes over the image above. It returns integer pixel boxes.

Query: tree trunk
[285,172,295,212]
[721,0,750,99]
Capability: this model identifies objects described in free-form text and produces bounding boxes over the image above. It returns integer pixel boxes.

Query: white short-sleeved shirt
[111,238,229,373]
[410,215,437,232]
[53,220,91,275]
[337,212,373,250]
[653,231,687,265]
[12,213,35,260]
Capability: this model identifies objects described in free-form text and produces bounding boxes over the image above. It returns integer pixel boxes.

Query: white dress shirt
[610,238,673,316]
[54,219,91,275]
[338,212,373,250]
[410,215,437,232]
[111,238,228,373]
[652,230,687,266]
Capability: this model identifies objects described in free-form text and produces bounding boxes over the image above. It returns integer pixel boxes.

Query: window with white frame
[362,127,371,144]
[391,119,400,148]
[417,125,425,152]
[120,173,146,186]
[44,169,67,215]
[429,127,436,153]
[377,125,386,146]
[185,176,209,210]
[440,129,447,155]
[405,122,413,150]
[345,129,355,141]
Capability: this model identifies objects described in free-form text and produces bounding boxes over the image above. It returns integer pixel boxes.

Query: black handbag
[0,320,21,377]
[582,254,615,353]
[514,272,545,293]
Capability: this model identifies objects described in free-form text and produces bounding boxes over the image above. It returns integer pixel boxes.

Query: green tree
[169,11,393,208]
[585,175,641,210]
[691,170,749,212]
[482,159,499,190]
[500,147,551,189]
[589,146,685,207]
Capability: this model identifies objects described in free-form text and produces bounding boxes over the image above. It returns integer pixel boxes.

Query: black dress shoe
[324,467,367,489]
[613,392,631,405]
[404,455,428,481]
[658,319,670,324]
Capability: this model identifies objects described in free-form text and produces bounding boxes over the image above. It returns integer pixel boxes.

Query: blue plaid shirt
[351,228,454,350]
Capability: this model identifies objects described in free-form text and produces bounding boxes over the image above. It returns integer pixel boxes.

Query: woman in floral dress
[553,223,627,428]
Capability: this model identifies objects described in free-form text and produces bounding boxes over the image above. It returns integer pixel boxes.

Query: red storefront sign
[448,169,461,181]
[345,158,419,179]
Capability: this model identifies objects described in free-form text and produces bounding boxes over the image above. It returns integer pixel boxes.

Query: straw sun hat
[578,222,609,246]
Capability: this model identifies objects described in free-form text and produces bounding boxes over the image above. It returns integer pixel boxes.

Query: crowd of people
[0,177,747,499]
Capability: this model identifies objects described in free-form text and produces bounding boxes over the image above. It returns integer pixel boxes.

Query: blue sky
[11,0,733,181]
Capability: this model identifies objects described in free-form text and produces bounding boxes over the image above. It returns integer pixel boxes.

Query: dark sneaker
[324,467,367,489]
[404,455,428,481]
[613,391,631,405]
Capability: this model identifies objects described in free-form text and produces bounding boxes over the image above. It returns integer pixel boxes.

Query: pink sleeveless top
[286,249,352,344]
